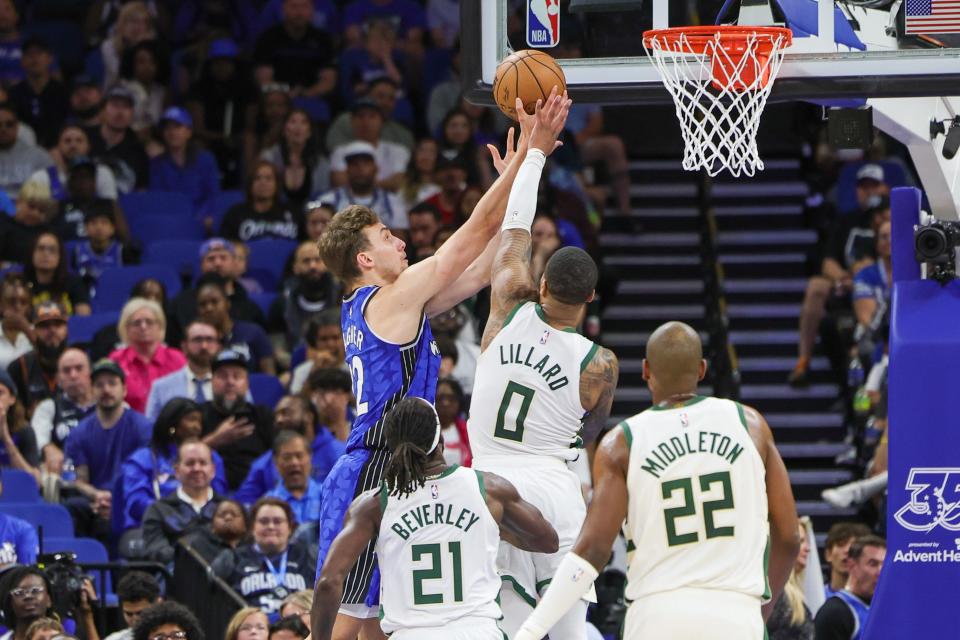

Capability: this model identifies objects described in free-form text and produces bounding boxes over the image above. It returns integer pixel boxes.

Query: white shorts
[388,617,504,639]
[472,455,593,604]
[337,603,379,619]
[623,589,764,640]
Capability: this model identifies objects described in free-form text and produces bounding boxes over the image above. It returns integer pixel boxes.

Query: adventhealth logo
[893,467,960,533]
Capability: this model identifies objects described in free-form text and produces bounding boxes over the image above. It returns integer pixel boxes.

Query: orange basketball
[492,49,567,121]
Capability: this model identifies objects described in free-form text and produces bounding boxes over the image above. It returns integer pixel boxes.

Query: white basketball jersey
[468,301,597,461]
[620,397,770,603]
[376,465,502,633]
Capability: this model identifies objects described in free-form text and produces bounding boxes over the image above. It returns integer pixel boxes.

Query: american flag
[906,0,960,34]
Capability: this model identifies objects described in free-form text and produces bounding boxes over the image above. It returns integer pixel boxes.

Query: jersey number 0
[493,381,536,443]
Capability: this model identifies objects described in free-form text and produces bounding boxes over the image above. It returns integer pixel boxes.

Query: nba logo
[680,413,689,428]
[431,484,439,500]
[540,330,550,344]
[527,0,560,48]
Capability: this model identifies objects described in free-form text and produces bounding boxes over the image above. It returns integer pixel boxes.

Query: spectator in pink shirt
[109,297,186,413]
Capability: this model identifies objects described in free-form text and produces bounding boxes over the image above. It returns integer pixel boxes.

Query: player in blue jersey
[315,89,571,640]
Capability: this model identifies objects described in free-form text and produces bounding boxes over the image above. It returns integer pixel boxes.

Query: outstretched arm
[743,404,800,621]
[371,92,566,338]
[479,94,572,351]
[425,125,523,317]
[514,427,630,640]
[479,470,559,553]
[312,491,382,640]
[579,346,620,445]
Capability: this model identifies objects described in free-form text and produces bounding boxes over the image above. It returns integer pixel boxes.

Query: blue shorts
[317,447,391,606]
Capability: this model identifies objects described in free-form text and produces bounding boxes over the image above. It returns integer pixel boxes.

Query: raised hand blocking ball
[493,49,567,121]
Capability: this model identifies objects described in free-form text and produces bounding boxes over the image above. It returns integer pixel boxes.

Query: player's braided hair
[383,397,442,498]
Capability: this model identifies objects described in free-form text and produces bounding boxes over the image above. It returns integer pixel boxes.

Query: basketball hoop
[643,26,793,177]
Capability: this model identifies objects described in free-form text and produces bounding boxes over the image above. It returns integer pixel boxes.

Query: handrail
[176,539,248,609]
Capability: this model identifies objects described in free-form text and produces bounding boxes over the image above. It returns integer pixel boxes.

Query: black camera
[39,552,88,617]
[915,220,960,284]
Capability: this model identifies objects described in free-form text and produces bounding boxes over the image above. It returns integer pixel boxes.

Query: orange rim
[643,25,793,55]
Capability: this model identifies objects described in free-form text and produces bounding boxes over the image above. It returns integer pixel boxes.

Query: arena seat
[133,215,205,242]
[247,239,297,288]
[119,191,194,220]
[249,373,285,409]
[292,96,331,123]
[0,502,74,539]
[143,240,205,281]
[93,265,182,313]
[204,190,245,233]
[249,292,277,317]
[67,312,119,345]
[0,469,40,502]
[45,537,118,605]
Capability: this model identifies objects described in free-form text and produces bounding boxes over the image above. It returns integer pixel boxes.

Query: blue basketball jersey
[834,590,871,640]
[341,285,440,451]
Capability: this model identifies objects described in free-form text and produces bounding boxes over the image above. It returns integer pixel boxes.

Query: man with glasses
[105,572,163,640]
[146,321,222,421]
[0,101,52,199]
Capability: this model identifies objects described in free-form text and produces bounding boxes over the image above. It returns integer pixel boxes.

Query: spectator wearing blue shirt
[121,398,230,532]
[265,430,322,525]
[0,0,24,87]
[0,478,37,568]
[196,279,276,375]
[234,395,344,504]
[72,200,126,291]
[64,359,151,537]
[149,106,221,214]
[339,19,406,106]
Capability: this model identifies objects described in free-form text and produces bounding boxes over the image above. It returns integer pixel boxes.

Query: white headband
[416,397,442,454]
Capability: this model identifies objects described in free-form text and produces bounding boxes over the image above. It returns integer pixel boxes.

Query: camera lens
[916,227,948,260]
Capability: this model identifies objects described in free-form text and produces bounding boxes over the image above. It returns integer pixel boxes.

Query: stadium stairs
[600,158,857,552]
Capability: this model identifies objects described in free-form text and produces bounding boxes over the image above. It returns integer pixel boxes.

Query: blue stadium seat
[132,215,205,242]
[119,191,194,220]
[205,190,245,234]
[22,21,84,75]
[293,96,331,123]
[0,502,74,538]
[247,239,297,288]
[142,240,204,281]
[249,373,285,409]
[44,537,117,604]
[67,312,118,345]
[0,469,40,502]
[245,268,279,292]
[93,265,182,313]
[249,292,277,317]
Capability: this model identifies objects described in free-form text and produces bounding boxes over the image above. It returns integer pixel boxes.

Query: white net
[643,28,791,177]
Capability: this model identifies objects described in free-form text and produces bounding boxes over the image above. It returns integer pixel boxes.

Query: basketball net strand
[644,31,788,177]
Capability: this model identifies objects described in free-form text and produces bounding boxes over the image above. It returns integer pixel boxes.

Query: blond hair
[225,607,268,640]
[281,589,314,615]
[782,518,810,627]
[25,617,64,640]
[112,2,153,53]
[317,205,379,283]
[117,297,166,344]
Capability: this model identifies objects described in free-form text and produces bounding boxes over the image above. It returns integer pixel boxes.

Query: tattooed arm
[579,346,620,445]
[479,228,541,352]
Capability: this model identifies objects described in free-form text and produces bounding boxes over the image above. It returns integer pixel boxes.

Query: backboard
[461,0,960,106]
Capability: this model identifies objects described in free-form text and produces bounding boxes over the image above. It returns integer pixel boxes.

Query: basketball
[492,49,567,121]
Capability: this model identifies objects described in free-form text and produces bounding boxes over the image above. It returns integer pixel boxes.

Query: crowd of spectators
[0,0,628,638]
